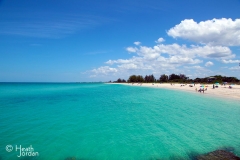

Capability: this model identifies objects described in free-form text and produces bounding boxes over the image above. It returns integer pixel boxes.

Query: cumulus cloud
[205,61,214,67]
[229,66,240,70]
[89,41,236,77]
[106,59,133,65]
[185,65,205,70]
[91,66,117,75]
[184,65,213,77]
[89,18,240,79]
[155,37,165,43]
[127,43,233,59]
[168,56,202,64]
[126,47,137,53]
[134,41,141,45]
[167,18,240,46]
[222,59,240,63]
[118,63,138,70]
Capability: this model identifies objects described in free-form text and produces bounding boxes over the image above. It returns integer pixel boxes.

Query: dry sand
[115,83,240,102]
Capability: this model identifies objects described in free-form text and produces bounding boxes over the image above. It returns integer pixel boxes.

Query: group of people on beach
[196,87,207,93]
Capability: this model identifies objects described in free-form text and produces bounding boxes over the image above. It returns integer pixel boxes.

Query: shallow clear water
[0,83,240,160]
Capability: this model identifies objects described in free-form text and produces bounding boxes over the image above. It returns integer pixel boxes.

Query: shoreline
[108,83,240,102]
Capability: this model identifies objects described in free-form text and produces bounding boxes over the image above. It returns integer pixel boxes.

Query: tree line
[112,74,239,83]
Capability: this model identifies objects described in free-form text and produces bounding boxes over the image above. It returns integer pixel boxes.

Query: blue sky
[0,0,240,82]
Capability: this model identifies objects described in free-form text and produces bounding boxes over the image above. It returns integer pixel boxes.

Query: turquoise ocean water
[0,83,240,160]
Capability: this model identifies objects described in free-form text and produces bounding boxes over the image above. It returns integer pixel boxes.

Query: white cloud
[185,65,205,70]
[88,18,240,79]
[168,56,202,64]
[183,65,213,78]
[129,43,233,59]
[91,66,117,75]
[118,63,138,70]
[205,61,214,67]
[167,18,240,46]
[155,37,165,43]
[126,47,137,53]
[134,41,141,45]
[90,42,235,78]
[229,66,240,70]
[106,59,133,65]
[222,59,240,64]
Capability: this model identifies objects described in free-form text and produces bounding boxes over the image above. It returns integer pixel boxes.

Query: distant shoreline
[108,82,240,102]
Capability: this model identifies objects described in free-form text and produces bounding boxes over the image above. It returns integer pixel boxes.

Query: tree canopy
[159,74,168,82]
[144,74,155,82]
[128,75,144,82]
[114,74,239,83]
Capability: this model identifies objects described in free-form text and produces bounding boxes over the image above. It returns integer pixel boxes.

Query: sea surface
[0,83,240,160]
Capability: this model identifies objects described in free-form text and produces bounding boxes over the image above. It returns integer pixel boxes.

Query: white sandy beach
[114,83,240,101]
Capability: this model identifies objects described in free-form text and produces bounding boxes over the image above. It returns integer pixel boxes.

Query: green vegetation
[128,75,144,82]
[113,74,240,83]
[116,78,126,83]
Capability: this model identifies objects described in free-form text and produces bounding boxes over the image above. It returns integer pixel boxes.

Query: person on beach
[195,88,197,92]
